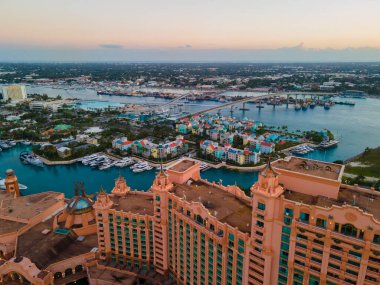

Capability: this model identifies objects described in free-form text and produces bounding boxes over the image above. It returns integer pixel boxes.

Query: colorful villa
[112,135,188,159]
[2,156,380,285]
[200,139,261,165]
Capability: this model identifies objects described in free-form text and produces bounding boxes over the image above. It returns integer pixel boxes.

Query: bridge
[175,91,339,120]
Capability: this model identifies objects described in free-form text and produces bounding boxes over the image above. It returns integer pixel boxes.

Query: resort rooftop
[16,218,98,269]
[0,191,64,221]
[89,262,174,285]
[172,181,252,234]
[284,185,380,221]
[111,193,154,216]
[0,219,25,235]
[169,159,198,173]
[272,156,344,181]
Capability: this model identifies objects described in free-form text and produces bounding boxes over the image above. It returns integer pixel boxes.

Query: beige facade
[1,85,27,102]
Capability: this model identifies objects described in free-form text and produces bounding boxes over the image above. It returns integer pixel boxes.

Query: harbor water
[27,85,380,163]
[0,145,257,197]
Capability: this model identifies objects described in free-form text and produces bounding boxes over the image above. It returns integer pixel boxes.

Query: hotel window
[299,212,310,223]
[316,218,326,229]
[257,202,266,211]
[373,234,380,245]
[341,224,358,238]
[284,207,294,217]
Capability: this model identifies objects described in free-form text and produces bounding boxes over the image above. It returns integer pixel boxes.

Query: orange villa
[1,156,380,285]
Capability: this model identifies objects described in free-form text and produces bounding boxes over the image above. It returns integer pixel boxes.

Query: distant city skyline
[1,0,380,62]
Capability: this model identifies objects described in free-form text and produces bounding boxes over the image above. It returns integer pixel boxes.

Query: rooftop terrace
[284,185,380,221]
[111,193,154,216]
[172,181,252,234]
[0,219,25,235]
[272,156,343,181]
[169,159,197,173]
[89,263,175,285]
[0,191,63,221]
[17,218,98,269]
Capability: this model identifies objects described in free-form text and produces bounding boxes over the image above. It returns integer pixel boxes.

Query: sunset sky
[1,0,380,61]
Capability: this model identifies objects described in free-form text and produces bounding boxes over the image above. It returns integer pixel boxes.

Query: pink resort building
[1,157,380,285]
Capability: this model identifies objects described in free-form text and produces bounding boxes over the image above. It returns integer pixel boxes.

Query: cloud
[99,44,123,49]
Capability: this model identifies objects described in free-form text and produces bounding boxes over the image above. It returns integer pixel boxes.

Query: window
[258,202,266,211]
[299,212,310,223]
[316,218,326,229]
[373,234,380,245]
[284,208,294,217]
[341,224,358,238]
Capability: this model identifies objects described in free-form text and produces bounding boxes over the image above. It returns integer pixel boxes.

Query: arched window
[341,224,358,238]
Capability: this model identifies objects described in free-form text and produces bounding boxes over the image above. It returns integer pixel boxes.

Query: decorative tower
[111,176,130,196]
[93,188,114,260]
[94,188,114,210]
[250,158,283,197]
[151,166,173,275]
[250,159,284,285]
[4,169,20,198]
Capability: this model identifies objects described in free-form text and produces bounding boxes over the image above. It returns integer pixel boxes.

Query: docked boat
[324,103,331,110]
[115,157,135,168]
[7,140,16,146]
[19,152,44,167]
[0,178,28,190]
[131,161,151,172]
[294,104,301,111]
[0,141,11,149]
[309,102,316,109]
[21,140,31,145]
[291,145,314,155]
[318,140,339,149]
[130,161,149,170]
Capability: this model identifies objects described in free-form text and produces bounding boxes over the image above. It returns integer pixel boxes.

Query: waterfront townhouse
[260,141,274,154]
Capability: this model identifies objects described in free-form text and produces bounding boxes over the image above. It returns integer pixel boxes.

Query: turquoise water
[0,145,256,197]
[215,98,380,162]
[76,100,125,110]
[27,86,380,162]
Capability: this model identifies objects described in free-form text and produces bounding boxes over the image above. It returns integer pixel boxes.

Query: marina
[0,144,257,197]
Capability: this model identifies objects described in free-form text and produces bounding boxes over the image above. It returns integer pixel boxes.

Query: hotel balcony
[364,280,378,285]
[248,276,264,285]
[297,221,326,235]
[249,262,265,274]
[249,255,265,266]
[330,231,365,247]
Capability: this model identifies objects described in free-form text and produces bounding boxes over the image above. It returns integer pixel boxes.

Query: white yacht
[19,152,44,167]
[0,178,28,190]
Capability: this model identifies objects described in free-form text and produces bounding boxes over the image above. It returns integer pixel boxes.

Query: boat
[291,144,314,155]
[130,161,149,170]
[131,161,151,172]
[19,152,44,167]
[302,103,309,111]
[324,103,331,110]
[294,104,301,111]
[115,158,135,168]
[7,140,16,146]
[21,140,31,145]
[0,178,28,190]
[309,102,316,109]
[0,141,11,149]
[318,140,339,149]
